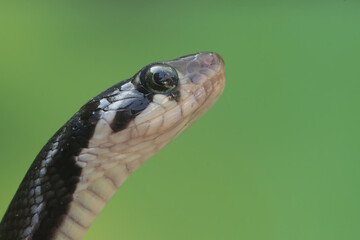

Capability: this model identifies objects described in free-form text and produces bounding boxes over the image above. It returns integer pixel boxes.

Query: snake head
[129,52,226,146]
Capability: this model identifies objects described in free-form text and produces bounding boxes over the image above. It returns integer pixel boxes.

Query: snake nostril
[201,53,215,66]
[198,52,217,66]
[197,52,224,70]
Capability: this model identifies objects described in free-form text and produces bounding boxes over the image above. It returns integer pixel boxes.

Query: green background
[0,1,359,239]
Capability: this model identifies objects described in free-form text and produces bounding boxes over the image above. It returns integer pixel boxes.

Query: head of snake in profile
[86,52,226,171]
[0,52,225,240]
[71,52,225,239]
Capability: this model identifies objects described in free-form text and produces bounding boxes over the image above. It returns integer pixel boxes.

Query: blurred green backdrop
[1,1,359,239]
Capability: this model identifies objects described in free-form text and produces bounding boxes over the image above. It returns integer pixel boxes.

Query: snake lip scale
[0,52,225,240]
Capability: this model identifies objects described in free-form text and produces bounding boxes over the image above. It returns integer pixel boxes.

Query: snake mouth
[177,64,225,137]
[170,52,226,128]
[187,68,225,124]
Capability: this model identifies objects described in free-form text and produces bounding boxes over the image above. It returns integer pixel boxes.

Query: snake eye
[141,64,178,94]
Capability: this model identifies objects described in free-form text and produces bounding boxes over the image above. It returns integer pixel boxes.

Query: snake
[0,52,225,240]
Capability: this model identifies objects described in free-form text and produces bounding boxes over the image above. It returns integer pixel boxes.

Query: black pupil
[153,71,175,88]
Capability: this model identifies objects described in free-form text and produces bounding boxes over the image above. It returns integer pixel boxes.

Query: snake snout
[196,52,225,73]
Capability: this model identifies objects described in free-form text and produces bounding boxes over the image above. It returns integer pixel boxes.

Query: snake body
[0,52,225,240]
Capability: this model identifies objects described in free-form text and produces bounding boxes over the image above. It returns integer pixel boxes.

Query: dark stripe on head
[110,88,153,132]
